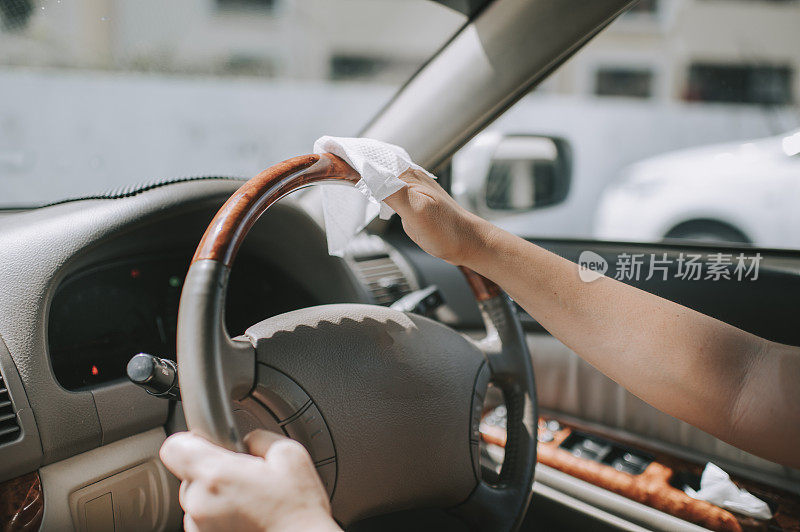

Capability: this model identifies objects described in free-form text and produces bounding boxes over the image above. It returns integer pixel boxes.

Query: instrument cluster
[48,253,316,390]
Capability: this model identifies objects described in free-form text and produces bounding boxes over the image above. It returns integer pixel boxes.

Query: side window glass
[454,0,800,251]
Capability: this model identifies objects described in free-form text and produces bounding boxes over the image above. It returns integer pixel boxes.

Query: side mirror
[482,135,571,212]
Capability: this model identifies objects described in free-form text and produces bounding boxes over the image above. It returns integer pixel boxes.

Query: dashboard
[0,181,383,529]
[48,252,318,390]
[2,178,799,532]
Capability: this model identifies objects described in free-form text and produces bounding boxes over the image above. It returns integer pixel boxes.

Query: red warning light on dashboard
[91,365,99,376]
[130,268,141,279]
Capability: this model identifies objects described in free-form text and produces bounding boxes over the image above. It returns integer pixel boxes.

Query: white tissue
[313,136,435,256]
[685,463,772,520]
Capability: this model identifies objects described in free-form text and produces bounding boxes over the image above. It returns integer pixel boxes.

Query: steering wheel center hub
[245,303,485,523]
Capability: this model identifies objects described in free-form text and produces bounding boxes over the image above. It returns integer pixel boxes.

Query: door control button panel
[559,431,653,475]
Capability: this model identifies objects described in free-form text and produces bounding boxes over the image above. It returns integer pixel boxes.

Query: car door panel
[386,229,800,491]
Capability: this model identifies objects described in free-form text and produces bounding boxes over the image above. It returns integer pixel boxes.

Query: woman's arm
[385,169,800,467]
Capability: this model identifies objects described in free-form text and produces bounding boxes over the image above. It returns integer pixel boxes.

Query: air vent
[346,235,418,306]
[352,255,413,305]
[0,372,21,445]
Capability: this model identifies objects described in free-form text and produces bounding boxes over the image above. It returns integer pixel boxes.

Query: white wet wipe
[685,462,773,520]
[313,136,435,256]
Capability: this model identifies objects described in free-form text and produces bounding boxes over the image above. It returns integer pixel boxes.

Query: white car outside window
[595,129,800,249]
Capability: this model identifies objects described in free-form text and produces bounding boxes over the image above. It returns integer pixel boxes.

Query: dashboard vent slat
[0,425,20,438]
[351,256,413,306]
[346,235,418,307]
[0,374,21,445]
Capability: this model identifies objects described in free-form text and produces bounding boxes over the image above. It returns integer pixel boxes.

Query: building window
[685,63,793,105]
[329,55,391,81]
[224,54,276,77]
[595,67,654,99]
[216,0,276,12]
[0,0,34,31]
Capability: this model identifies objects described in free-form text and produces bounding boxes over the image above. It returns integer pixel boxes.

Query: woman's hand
[160,430,341,532]
[384,169,494,266]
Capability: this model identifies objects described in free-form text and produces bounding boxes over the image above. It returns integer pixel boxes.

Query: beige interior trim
[529,332,800,492]
[535,464,711,532]
[39,428,181,532]
[533,481,653,532]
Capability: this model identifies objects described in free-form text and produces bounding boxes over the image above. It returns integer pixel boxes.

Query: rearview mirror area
[452,134,572,216]
[485,135,571,211]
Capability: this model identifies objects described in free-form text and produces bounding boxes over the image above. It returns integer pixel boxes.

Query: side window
[454,0,800,251]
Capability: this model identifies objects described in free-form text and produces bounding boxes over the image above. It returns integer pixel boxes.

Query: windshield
[0,0,465,207]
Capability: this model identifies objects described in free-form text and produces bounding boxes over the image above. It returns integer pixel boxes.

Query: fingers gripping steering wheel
[177,153,537,530]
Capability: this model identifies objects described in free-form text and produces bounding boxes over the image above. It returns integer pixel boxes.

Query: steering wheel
[176,153,537,530]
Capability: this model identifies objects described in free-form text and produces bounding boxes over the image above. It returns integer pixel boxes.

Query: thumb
[243,429,286,459]
[383,186,412,218]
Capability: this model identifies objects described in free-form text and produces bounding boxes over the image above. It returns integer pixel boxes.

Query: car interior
[0,0,798,531]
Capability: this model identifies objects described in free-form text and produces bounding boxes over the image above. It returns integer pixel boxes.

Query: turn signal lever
[390,285,444,317]
[127,353,180,400]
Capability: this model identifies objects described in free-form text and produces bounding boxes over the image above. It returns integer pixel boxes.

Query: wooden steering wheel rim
[179,152,536,530]
[192,153,359,266]
[191,152,502,299]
